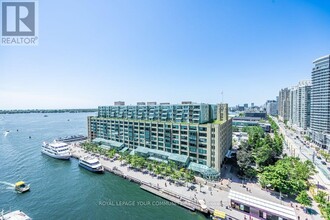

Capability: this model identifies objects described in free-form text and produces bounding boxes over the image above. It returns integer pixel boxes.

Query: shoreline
[71,146,215,218]
[70,143,251,220]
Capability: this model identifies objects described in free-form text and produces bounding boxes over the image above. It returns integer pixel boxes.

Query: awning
[213,210,226,218]
[120,147,129,153]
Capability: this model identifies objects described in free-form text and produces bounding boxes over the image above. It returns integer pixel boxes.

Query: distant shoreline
[0,109,97,114]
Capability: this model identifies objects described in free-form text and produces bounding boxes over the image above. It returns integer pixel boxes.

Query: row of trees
[313,190,330,218]
[267,116,279,133]
[80,142,195,184]
[122,154,195,183]
[81,142,116,158]
[319,149,330,162]
[258,157,316,195]
[236,118,317,210]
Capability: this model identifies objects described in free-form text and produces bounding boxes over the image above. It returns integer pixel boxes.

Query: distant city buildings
[265,100,278,116]
[289,81,311,132]
[276,54,330,150]
[278,88,291,122]
[278,81,311,134]
[114,101,125,106]
[87,102,232,180]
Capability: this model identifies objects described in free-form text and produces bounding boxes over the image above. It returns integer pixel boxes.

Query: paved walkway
[68,143,317,220]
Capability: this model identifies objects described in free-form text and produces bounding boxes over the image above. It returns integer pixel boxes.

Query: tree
[154,166,162,176]
[147,163,153,172]
[258,157,316,195]
[119,154,124,165]
[254,143,273,168]
[267,116,279,132]
[107,149,116,158]
[296,191,312,211]
[236,142,253,172]
[314,191,328,205]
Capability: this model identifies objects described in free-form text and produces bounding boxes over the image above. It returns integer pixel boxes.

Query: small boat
[3,131,9,137]
[44,115,48,117]
[79,156,104,173]
[41,141,71,160]
[15,181,30,193]
[0,210,31,220]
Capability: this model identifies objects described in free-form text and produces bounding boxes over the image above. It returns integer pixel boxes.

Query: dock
[140,184,209,213]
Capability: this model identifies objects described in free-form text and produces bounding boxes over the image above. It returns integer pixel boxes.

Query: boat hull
[15,186,30,193]
[41,149,71,160]
[79,162,104,173]
[2,210,32,220]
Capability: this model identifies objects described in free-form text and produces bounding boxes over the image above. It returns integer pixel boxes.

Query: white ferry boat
[0,210,32,220]
[41,141,71,160]
[79,156,104,173]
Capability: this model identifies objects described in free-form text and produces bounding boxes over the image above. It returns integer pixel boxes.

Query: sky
[1,0,330,109]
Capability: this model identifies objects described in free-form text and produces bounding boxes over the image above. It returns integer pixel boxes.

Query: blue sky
[1,0,330,109]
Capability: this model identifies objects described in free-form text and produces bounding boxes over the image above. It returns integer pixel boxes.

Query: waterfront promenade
[70,143,315,220]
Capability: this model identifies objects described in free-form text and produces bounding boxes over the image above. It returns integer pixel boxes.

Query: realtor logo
[1,1,38,46]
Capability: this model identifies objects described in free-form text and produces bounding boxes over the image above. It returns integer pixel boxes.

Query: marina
[0,113,205,220]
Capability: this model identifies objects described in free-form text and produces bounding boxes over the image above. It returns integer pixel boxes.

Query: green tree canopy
[296,191,312,208]
[258,157,316,195]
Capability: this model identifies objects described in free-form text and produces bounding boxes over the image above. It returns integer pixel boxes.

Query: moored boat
[79,156,104,173]
[15,181,30,193]
[0,210,31,220]
[55,135,87,143]
[41,141,71,160]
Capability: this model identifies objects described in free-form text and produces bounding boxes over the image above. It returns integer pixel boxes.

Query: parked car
[317,156,322,160]
[321,161,327,165]
[327,167,330,171]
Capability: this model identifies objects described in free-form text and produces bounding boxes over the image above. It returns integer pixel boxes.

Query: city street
[274,117,330,191]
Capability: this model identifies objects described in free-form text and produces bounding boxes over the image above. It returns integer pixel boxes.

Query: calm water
[0,113,207,220]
